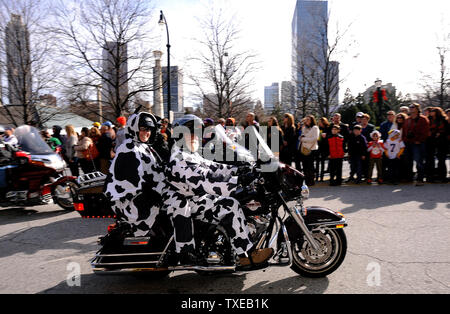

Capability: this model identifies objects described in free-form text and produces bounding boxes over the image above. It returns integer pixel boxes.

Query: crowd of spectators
[4,103,446,188]
[201,104,449,187]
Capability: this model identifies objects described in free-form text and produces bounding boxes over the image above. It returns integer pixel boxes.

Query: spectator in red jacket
[327,125,345,186]
[402,103,430,186]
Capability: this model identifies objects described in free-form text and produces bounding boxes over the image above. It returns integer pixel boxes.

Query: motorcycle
[0,125,77,210]
[74,125,348,278]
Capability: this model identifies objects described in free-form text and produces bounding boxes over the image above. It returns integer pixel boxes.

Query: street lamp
[159,10,171,122]
[373,78,386,126]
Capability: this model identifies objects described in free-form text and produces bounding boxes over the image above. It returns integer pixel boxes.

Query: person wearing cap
[399,106,410,115]
[384,129,405,185]
[115,116,127,150]
[104,112,168,237]
[402,103,430,185]
[350,112,364,131]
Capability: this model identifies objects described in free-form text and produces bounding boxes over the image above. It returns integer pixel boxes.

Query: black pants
[329,158,343,185]
[301,152,316,186]
[314,152,327,181]
[67,158,79,177]
[386,158,401,183]
[349,156,363,181]
[79,158,95,174]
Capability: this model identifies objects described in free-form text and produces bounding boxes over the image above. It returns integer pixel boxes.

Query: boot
[238,248,274,267]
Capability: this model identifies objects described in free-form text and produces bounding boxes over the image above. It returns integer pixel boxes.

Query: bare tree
[291,53,315,119]
[420,45,449,109]
[50,0,158,122]
[187,8,259,121]
[0,0,63,127]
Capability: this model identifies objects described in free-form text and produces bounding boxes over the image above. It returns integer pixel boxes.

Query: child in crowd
[327,125,345,186]
[347,125,367,184]
[384,129,405,185]
[367,130,386,184]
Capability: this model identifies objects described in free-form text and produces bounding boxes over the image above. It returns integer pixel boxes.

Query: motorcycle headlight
[301,184,310,199]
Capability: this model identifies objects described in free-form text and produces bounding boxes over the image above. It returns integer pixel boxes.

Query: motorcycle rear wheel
[290,228,347,278]
[52,180,78,211]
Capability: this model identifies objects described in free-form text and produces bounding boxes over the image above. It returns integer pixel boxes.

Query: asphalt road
[0,182,449,294]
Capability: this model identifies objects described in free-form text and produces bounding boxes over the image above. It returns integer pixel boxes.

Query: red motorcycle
[0,125,77,210]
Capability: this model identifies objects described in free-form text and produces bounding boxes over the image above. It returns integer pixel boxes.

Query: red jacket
[402,115,430,144]
[328,135,345,159]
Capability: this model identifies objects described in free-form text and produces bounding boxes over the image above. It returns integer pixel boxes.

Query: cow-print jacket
[166,145,239,198]
[104,113,167,207]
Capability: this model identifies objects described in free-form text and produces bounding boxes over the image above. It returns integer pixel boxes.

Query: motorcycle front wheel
[52,180,78,211]
[291,228,347,278]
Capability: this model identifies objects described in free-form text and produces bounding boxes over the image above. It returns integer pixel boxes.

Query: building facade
[5,14,32,106]
[264,82,280,113]
[161,66,184,117]
[292,1,339,111]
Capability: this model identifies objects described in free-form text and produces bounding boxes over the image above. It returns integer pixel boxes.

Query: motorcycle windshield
[14,125,54,155]
[207,125,278,171]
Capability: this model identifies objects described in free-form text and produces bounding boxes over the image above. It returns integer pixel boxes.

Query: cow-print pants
[112,197,160,237]
[165,192,253,256]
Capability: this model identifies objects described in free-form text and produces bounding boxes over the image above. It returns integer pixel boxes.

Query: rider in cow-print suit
[165,115,273,267]
[104,112,166,237]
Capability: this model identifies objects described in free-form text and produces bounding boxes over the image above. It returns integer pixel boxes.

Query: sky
[150,0,450,107]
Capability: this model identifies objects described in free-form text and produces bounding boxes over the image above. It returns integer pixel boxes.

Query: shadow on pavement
[0,217,110,259]
[0,206,69,226]
[39,271,329,294]
[308,183,450,214]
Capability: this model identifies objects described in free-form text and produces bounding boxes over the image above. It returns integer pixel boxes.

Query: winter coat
[328,134,345,159]
[348,134,368,157]
[402,115,430,144]
[166,144,239,198]
[104,112,167,205]
[300,125,320,151]
[74,136,93,159]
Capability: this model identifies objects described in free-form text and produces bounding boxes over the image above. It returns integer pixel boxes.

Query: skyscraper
[5,14,32,106]
[292,1,339,111]
[102,41,128,111]
[161,66,184,117]
[264,82,280,113]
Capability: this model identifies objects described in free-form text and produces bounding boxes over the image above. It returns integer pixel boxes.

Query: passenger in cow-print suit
[104,112,166,237]
[165,115,273,267]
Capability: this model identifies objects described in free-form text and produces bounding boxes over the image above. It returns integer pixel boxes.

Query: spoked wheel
[52,180,78,211]
[291,228,347,278]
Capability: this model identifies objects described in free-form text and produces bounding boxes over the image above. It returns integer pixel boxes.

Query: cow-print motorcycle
[75,125,348,278]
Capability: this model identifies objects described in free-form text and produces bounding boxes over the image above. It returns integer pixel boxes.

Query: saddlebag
[73,172,116,218]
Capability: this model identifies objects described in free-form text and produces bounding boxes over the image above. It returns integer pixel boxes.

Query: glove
[236,164,254,176]
[237,170,258,187]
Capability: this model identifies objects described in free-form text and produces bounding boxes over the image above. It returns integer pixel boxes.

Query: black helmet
[138,113,156,130]
[172,114,204,134]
